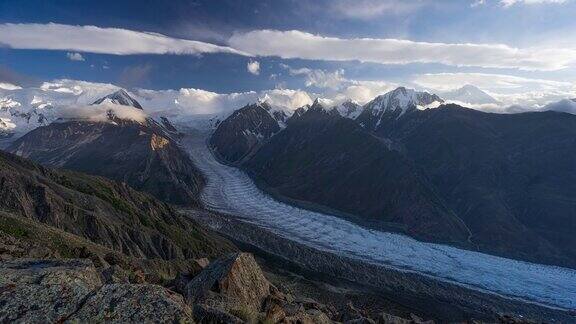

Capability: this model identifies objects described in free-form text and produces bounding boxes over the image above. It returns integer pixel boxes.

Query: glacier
[182,132,576,311]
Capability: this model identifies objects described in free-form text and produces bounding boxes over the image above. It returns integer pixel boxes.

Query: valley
[180,130,576,315]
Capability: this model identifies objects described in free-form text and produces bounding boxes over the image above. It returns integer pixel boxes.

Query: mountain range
[212,87,576,268]
[7,90,205,206]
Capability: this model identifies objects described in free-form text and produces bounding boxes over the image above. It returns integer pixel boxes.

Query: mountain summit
[92,89,143,109]
[441,85,500,105]
[356,87,443,131]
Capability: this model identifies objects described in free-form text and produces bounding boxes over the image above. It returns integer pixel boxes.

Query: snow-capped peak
[92,89,143,109]
[331,99,362,119]
[441,85,499,105]
[308,98,334,113]
[364,87,444,116]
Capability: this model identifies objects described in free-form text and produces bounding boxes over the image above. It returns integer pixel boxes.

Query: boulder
[172,258,211,294]
[185,253,271,312]
[0,258,194,323]
[266,302,286,323]
[193,304,243,324]
[69,284,193,323]
[0,259,102,323]
[0,258,101,288]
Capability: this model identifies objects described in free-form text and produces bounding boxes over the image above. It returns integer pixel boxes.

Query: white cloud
[413,72,575,106]
[66,52,85,61]
[328,0,426,19]
[278,64,397,103]
[229,30,576,71]
[58,102,148,123]
[471,0,486,7]
[338,80,397,104]
[0,82,22,90]
[0,23,247,56]
[247,60,260,75]
[135,86,312,117]
[500,0,568,7]
[280,64,346,89]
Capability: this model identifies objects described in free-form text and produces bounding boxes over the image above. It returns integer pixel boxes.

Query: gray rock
[306,309,332,324]
[0,259,194,323]
[0,258,101,288]
[185,253,270,313]
[0,259,101,323]
[193,304,244,324]
[100,265,131,284]
[68,284,193,323]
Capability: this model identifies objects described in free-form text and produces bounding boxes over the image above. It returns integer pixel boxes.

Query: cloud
[0,23,248,56]
[66,52,85,61]
[338,80,397,104]
[0,82,22,90]
[135,87,312,117]
[413,72,575,106]
[471,0,486,7]
[500,0,568,7]
[247,60,260,75]
[229,30,576,71]
[58,102,148,123]
[280,64,346,89]
[328,0,427,19]
[278,63,397,103]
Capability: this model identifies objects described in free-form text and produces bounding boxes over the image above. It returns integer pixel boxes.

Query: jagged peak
[365,87,443,115]
[92,89,143,110]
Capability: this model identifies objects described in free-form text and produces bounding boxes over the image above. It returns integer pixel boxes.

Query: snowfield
[182,133,576,311]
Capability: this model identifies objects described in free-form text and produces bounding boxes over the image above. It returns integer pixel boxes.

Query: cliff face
[245,107,470,244]
[8,118,204,206]
[210,102,281,164]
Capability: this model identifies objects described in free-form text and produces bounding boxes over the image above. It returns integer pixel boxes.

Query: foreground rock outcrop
[0,259,193,323]
[1,253,544,323]
[184,253,270,313]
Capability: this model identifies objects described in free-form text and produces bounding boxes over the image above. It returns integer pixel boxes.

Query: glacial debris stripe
[183,134,576,311]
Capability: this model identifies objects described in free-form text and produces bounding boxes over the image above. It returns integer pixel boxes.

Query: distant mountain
[244,100,470,244]
[441,85,500,105]
[330,99,362,119]
[0,118,15,138]
[214,92,576,267]
[542,98,576,114]
[375,105,576,266]
[356,87,443,131]
[93,89,144,109]
[8,90,204,206]
[0,96,56,139]
[209,102,281,164]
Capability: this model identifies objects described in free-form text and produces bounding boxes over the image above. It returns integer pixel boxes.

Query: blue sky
[0,0,575,107]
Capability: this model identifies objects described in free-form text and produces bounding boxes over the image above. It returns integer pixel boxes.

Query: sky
[0,0,575,110]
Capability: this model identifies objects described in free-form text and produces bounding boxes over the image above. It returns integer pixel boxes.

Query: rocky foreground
[0,253,446,323]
